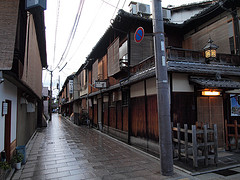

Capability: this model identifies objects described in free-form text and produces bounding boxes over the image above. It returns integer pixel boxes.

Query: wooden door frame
[4,99,11,162]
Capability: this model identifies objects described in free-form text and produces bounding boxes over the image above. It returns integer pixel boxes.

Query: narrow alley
[11,113,191,180]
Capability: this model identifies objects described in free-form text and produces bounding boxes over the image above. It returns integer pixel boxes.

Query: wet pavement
[11,114,240,180]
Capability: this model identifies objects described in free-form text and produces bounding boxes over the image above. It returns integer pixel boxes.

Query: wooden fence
[225,120,240,150]
[172,123,218,168]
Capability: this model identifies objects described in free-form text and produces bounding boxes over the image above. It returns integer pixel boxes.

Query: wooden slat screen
[92,60,98,83]
[130,33,154,66]
[98,60,103,80]
[102,55,108,80]
[108,38,120,76]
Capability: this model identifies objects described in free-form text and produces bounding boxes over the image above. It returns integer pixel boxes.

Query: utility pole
[152,0,173,176]
[49,70,53,121]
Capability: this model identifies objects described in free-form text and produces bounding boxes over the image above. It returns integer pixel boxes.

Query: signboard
[69,80,73,94]
[95,81,107,89]
[134,27,144,43]
[231,95,240,116]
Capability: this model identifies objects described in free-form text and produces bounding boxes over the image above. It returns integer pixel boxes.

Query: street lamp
[203,38,219,63]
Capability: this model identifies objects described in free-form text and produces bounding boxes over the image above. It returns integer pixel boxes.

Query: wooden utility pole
[152,0,173,176]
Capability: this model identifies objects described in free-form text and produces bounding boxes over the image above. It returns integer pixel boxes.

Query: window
[119,41,128,60]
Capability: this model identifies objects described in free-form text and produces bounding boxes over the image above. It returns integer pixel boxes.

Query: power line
[122,0,127,9]
[57,0,85,68]
[52,0,61,65]
[52,0,85,71]
[58,0,105,71]
[112,0,121,19]
[101,0,121,9]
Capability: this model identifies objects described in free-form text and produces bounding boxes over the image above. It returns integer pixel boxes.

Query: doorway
[98,98,103,131]
[197,97,225,147]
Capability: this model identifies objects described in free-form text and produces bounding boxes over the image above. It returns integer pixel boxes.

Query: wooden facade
[60,1,240,154]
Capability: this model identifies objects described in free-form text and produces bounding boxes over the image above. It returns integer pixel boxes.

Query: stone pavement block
[123,169,155,178]
[102,173,129,180]
[57,165,82,172]
[45,169,71,179]
[58,173,85,180]
[45,162,68,169]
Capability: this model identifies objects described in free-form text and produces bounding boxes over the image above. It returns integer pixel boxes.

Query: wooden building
[60,0,240,154]
[58,74,75,118]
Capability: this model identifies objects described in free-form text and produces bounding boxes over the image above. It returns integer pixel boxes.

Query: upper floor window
[119,41,128,69]
[108,38,120,77]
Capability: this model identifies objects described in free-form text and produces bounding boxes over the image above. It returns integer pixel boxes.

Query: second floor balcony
[131,47,240,77]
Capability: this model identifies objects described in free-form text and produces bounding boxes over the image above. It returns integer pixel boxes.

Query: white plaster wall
[146,77,157,95]
[0,76,17,151]
[130,81,144,98]
[172,73,194,92]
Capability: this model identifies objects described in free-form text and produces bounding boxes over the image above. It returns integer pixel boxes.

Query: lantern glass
[211,49,216,58]
[205,50,211,58]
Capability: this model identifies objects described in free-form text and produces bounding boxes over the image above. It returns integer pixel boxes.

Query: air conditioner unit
[136,3,151,16]
[162,9,171,20]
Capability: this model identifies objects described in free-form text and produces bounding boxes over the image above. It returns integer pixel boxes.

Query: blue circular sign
[134,27,144,43]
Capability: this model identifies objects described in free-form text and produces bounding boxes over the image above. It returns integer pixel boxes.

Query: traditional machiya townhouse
[71,63,89,125]
[64,0,240,154]
[58,74,75,119]
[0,0,47,161]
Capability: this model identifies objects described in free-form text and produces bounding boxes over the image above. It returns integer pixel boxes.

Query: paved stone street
[11,114,190,180]
[11,113,240,180]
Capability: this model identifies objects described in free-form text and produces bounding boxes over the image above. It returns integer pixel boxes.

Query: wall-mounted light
[202,90,220,96]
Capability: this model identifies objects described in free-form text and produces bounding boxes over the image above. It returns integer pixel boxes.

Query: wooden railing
[225,120,240,150]
[172,123,218,168]
[166,47,240,65]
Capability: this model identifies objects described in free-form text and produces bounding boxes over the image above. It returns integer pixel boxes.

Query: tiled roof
[189,76,240,89]
[168,61,240,76]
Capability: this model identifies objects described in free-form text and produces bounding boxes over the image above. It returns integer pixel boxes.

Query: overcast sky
[43,0,204,96]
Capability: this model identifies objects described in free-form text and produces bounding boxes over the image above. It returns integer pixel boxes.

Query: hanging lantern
[203,38,219,63]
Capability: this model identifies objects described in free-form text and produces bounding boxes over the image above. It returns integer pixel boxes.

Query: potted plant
[12,152,23,170]
[0,161,11,179]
